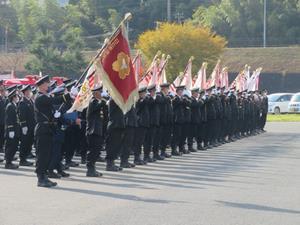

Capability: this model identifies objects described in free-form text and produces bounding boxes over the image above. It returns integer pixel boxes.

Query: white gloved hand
[22,127,28,135]
[54,110,61,118]
[9,131,15,139]
[70,86,79,98]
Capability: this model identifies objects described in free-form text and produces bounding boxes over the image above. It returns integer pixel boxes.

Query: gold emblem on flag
[112,52,131,80]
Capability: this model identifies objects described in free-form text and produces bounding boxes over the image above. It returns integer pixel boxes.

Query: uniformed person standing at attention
[34,75,75,188]
[85,85,106,177]
[18,85,35,166]
[105,99,125,171]
[0,80,6,161]
[4,89,21,169]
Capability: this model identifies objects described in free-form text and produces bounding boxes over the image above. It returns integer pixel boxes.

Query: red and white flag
[248,67,262,91]
[95,23,138,113]
[209,59,221,88]
[220,67,229,89]
[193,62,207,90]
[170,74,183,94]
[68,63,102,112]
[180,57,194,90]
[132,51,143,83]
[139,52,160,87]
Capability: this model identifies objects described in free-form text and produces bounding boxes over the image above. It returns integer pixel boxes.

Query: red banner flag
[95,23,138,114]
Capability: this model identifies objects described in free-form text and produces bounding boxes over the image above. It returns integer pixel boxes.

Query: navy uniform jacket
[190,96,201,124]
[206,95,217,120]
[156,92,172,125]
[107,99,125,130]
[230,94,238,118]
[182,95,192,123]
[125,106,138,128]
[147,95,160,127]
[172,95,185,124]
[18,97,35,131]
[86,97,106,136]
[199,98,207,122]
[5,102,20,138]
[0,96,7,125]
[34,92,71,136]
[136,97,150,128]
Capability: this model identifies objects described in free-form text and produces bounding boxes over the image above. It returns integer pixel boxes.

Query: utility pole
[5,25,8,53]
[263,0,267,48]
[167,0,171,22]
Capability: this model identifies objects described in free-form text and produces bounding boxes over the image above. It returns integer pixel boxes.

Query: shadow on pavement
[216,200,300,214]
[53,186,187,204]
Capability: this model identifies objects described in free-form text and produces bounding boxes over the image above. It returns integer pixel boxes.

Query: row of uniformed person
[0,76,268,188]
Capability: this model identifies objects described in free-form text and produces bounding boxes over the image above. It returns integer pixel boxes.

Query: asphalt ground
[0,122,299,225]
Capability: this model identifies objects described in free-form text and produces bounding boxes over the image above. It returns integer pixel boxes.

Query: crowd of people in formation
[0,75,269,188]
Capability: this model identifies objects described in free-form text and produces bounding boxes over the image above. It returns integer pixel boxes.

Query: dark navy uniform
[4,100,20,168]
[134,93,150,162]
[18,96,35,162]
[34,90,71,183]
[106,99,125,171]
[86,96,106,175]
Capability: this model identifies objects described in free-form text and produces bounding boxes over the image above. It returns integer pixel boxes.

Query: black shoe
[37,179,53,188]
[45,178,57,187]
[153,154,164,160]
[106,164,121,172]
[5,162,19,169]
[19,160,34,167]
[81,158,86,164]
[48,171,62,179]
[144,157,155,163]
[27,153,35,159]
[183,149,190,154]
[134,158,146,165]
[172,150,182,156]
[58,171,70,177]
[86,168,103,177]
[161,152,172,158]
[120,162,135,168]
[97,156,106,162]
[188,148,197,153]
[66,161,79,167]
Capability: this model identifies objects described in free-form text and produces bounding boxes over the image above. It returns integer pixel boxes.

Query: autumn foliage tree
[136,23,227,81]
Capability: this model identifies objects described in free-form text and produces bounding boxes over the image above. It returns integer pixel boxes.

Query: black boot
[161,151,172,158]
[5,162,19,169]
[188,147,197,152]
[19,159,34,167]
[48,170,62,179]
[134,157,147,165]
[58,170,70,177]
[86,165,103,177]
[37,175,57,187]
[153,153,164,160]
[106,160,122,171]
[120,160,135,168]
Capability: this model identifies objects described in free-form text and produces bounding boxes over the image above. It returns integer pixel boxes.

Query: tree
[25,27,86,78]
[192,0,300,47]
[136,22,226,81]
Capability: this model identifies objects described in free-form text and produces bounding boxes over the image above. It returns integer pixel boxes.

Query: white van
[268,93,294,114]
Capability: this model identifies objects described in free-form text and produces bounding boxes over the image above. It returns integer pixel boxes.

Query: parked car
[288,93,300,113]
[268,93,294,114]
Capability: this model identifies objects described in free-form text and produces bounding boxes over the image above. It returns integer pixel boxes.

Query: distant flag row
[134,53,262,94]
